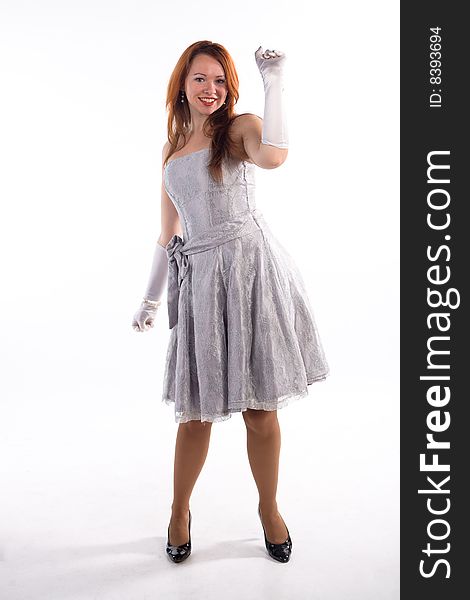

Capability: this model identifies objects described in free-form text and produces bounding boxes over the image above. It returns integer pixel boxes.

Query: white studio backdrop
[0,1,399,599]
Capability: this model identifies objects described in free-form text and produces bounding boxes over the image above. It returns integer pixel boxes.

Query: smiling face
[183,54,228,116]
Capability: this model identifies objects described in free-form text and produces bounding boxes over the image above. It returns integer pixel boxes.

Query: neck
[189,112,211,138]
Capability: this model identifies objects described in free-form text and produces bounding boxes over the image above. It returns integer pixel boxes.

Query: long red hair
[164,41,241,183]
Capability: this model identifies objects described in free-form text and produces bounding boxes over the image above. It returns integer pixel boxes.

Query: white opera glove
[254,45,288,149]
[132,242,168,332]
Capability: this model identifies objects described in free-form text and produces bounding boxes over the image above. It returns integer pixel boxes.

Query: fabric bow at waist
[165,209,266,329]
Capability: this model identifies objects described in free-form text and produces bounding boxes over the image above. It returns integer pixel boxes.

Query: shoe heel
[258,504,292,563]
[166,509,192,563]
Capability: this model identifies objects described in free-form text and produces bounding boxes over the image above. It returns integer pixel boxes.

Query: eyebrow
[192,72,225,77]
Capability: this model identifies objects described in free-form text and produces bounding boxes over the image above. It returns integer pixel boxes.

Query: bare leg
[168,420,212,545]
[243,408,289,544]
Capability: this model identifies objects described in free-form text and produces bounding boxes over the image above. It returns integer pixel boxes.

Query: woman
[132,41,330,563]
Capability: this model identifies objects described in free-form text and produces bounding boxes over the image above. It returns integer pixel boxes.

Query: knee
[181,420,213,434]
[243,408,278,435]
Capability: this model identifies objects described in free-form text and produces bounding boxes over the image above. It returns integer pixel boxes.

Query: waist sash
[165,209,266,329]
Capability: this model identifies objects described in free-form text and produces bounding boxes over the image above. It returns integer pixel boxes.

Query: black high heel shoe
[258,504,292,563]
[166,509,192,563]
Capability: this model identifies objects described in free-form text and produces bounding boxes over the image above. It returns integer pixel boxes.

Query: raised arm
[239,46,289,169]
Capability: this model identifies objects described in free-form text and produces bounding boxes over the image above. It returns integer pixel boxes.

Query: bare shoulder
[230,112,287,169]
[162,140,171,165]
[230,113,262,138]
[228,113,262,162]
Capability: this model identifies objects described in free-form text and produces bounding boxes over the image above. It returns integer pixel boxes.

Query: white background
[0,1,399,598]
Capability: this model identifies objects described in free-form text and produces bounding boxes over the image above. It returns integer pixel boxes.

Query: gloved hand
[132,242,168,332]
[254,45,288,149]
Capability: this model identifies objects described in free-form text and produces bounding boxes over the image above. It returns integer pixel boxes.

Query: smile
[199,97,217,105]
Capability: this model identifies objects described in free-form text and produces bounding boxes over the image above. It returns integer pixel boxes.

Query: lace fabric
[161,149,330,423]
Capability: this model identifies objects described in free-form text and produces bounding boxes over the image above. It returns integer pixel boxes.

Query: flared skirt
[161,222,330,423]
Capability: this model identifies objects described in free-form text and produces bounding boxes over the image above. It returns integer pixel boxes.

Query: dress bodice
[163,148,257,240]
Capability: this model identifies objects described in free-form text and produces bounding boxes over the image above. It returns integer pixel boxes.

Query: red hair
[164,40,241,183]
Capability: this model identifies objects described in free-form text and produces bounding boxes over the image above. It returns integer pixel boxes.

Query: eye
[194,77,226,84]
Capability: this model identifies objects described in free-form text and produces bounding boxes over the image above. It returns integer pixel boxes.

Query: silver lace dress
[161,148,330,423]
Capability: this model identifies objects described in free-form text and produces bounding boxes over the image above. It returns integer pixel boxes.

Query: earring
[180,91,185,103]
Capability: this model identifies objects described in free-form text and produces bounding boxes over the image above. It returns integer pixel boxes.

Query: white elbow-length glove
[132,242,168,332]
[254,45,288,148]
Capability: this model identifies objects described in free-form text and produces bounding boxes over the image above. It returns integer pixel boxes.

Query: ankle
[171,503,190,517]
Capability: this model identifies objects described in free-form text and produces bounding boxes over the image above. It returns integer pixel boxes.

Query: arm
[239,113,287,169]
[255,46,289,150]
[131,142,182,332]
[158,142,183,246]
[238,46,289,169]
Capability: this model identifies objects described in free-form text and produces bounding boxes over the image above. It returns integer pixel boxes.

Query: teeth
[200,97,216,103]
